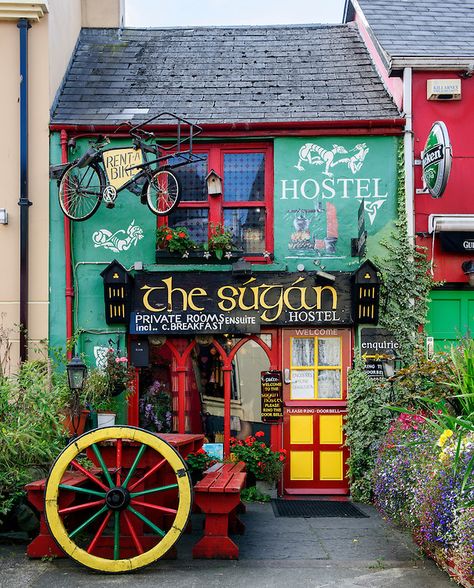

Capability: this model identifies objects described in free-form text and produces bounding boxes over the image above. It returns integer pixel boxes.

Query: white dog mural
[92,220,144,253]
[295,143,369,176]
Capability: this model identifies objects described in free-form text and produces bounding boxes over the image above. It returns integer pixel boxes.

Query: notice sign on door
[261,371,284,422]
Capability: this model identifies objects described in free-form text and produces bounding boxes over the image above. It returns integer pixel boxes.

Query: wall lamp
[0,209,8,225]
[462,260,474,286]
[428,214,474,233]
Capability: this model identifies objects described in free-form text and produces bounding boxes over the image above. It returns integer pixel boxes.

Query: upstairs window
[166,143,273,259]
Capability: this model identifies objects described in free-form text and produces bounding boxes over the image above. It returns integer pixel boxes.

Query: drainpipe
[18,18,32,362]
[60,130,74,359]
[403,67,415,239]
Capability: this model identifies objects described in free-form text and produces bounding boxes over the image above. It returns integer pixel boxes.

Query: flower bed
[374,414,474,587]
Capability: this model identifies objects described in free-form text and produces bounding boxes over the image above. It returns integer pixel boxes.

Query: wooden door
[282,329,351,494]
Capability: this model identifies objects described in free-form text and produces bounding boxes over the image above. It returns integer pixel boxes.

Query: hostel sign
[130,271,352,334]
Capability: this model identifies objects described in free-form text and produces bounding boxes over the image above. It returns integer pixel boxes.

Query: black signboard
[363,360,385,380]
[130,271,353,335]
[360,327,400,360]
[439,231,474,253]
[261,371,284,422]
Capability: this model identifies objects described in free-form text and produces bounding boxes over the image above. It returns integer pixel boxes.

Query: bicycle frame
[54,111,206,220]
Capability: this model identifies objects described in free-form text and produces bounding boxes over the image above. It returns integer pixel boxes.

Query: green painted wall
[50,134,400,365]
[50,137,156,367]
[274,136,399,272]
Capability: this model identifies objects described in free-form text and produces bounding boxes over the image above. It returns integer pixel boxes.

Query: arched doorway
[131,331,278,455]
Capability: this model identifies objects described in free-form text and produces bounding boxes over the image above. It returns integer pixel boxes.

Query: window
[166,143,273,259]
[290,337,342,400]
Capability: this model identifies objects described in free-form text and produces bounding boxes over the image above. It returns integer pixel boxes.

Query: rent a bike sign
[103,147,144,189]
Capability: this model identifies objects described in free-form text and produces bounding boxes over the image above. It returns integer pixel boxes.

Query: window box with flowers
[156,223,244,263]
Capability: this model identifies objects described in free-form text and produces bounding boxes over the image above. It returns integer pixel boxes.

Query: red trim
[50,118,404,136]
[61,129,74,359]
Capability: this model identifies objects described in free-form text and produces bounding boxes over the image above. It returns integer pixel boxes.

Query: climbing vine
[375,142,435,363]
[346,141,435,501]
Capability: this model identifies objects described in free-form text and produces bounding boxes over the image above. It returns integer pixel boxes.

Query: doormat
[271,500,369,518]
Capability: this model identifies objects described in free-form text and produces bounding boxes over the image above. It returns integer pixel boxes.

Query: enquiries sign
[422,121,452,199]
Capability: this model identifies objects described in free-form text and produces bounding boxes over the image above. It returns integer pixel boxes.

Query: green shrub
[345,357,393,502]
[0,360,68,524]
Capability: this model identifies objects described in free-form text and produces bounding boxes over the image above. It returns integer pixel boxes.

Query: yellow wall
[0,0,121,371]
[81,0,122,28]
[48,0,82,103]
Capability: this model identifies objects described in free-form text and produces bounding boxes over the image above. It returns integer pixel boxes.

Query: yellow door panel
[290,450,313,480]
[319,415,342,445]
[320,450,343,480]
[290,415,313,445]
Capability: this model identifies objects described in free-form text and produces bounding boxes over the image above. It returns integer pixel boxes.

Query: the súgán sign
[422,121,452,199]
[130,271,353,334]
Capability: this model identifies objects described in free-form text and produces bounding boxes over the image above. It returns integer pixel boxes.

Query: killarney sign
[130,272,352,334]
[422,121,452,199]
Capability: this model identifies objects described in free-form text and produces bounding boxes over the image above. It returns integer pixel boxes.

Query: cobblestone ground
[0,502,456,588]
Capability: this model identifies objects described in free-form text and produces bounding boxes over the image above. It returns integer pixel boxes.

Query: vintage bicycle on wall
[50,112,204,221]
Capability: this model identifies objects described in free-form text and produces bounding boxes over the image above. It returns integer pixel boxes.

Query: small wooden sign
[261,370,283,422]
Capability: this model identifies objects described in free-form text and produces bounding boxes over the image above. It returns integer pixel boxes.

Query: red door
[282,329,351,495]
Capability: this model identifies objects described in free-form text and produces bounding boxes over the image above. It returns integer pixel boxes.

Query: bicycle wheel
[146,169,181,216]
[58,162,105,221]
[44,426,192,573]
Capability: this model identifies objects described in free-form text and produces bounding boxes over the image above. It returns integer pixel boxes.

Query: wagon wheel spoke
[116,438,123,486]
[91,443,115,488]
[114,511,120,560]
[70,459,110,491]
[122,443,147,488]
[123,511,144,555]
[87,510,113,554]
[129,500,177,515]
[44,426,192,573]
[128,457,167,491]
[58,484,106,498]
[129,483,178,498]
[127,505,166,537]
[69,505,109,539]
[59,499,105,515]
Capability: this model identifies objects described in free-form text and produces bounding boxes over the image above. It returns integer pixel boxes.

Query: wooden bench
[192,462,246,560]
[25,471,89,558]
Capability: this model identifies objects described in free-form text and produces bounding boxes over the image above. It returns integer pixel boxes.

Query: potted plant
[230,431,286,498]
[205,222,235,260]
[82,349,133,427]
[139,379,173,433]
[156,225,197,257]
[185,448,217,484]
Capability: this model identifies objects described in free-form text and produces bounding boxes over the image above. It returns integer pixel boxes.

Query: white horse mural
[295,142,369,176]
[92,220,144,253]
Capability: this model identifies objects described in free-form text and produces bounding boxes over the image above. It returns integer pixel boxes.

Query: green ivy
[346,355,392,502]
[346,141,435,501]
[375,142,435,363]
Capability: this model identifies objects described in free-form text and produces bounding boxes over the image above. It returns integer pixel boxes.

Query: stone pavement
[0,502,455,588]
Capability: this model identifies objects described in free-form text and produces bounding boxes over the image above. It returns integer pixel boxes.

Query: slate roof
[51,25,400,126]
[355,0,474,60]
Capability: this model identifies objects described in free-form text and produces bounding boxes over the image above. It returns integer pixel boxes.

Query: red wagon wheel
[44,426,192,573]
